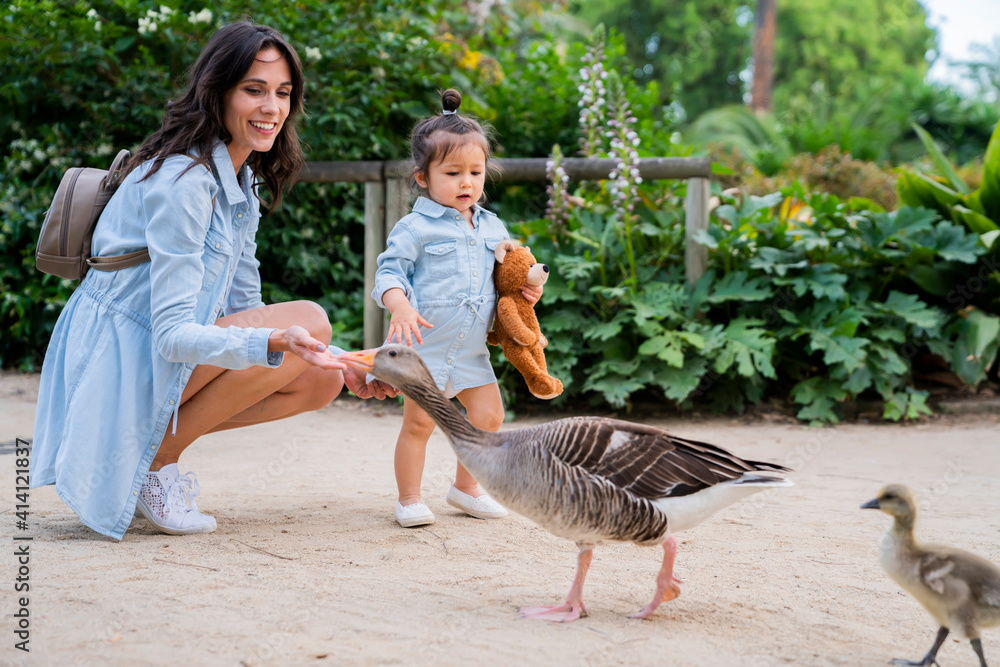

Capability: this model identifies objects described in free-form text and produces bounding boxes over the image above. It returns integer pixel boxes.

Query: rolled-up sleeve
[143,161,278,370]
[372,222,419,308]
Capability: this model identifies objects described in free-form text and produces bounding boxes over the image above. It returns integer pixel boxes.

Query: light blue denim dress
[372,197,509,393]
[31,140,286,540]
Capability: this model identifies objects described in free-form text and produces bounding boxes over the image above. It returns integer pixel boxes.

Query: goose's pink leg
[519,547,593,622]
[631,535,683,619]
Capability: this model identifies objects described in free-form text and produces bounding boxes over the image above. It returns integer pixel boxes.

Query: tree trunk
[751,0,776,113]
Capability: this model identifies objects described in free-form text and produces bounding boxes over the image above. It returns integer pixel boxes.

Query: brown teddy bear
[487,240,563,399]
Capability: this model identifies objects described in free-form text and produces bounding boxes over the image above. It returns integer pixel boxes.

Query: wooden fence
[298,157,712,349]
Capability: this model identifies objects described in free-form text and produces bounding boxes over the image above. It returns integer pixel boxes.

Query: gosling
[862,484,1000,666]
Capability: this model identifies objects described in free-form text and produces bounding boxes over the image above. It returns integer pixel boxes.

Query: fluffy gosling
[862,484,1000,667]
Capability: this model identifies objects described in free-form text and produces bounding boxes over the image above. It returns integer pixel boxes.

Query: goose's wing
[528,416,789,501]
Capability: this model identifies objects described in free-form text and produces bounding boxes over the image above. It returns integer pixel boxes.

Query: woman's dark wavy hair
[127,22,304,209]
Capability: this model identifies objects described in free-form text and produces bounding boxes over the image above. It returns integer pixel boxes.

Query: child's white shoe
[395,501,435,528]
[446,486,508,519]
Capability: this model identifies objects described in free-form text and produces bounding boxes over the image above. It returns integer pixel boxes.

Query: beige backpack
[35,149,150,280]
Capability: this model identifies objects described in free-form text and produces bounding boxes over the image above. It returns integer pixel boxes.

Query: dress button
[473,271,478,276]
[133,491,138,496]
[455,215,461,221]
[459,333,465,338]
[237,213,243,219]
[447,359,453,365]
[470,307,475,313]
[215,243,221,249]
[150,444,155,449]
[469,239,475,245]
[169,400,175,405]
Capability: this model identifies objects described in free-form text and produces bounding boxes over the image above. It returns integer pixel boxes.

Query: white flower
[86,8,97,19]
[159,5,173,15]
[94,21,101,31]
[304,46,322,62]
[188,8,213,24]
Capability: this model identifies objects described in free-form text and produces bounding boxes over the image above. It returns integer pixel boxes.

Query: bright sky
[920,0,1000,90]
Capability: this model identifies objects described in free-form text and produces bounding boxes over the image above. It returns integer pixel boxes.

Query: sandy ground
[0,371,998,667]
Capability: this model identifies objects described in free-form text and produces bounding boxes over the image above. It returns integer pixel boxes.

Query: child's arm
[382,288,433,346]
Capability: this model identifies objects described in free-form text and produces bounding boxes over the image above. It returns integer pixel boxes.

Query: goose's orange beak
[337,350,376,372]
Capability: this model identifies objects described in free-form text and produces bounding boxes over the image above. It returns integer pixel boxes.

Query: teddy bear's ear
[494,239,518,264]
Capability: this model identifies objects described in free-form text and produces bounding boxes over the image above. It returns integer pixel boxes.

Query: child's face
[416,142,487,224]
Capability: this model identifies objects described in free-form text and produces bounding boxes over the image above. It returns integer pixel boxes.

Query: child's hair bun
[442,89,462,113]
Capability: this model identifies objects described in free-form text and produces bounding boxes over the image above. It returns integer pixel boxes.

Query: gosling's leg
[970,637,987,667]
[630,535,683,620]
[890,625,949,666]
[519,547,592,622]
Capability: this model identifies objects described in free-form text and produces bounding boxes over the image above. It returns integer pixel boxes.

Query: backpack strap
[87,154,222,273]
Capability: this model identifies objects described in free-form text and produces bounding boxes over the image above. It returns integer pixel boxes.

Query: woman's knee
[294,300,332,344]
[286,367,344,412]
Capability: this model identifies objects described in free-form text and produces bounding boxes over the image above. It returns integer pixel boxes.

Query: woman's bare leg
[151,301,343,469]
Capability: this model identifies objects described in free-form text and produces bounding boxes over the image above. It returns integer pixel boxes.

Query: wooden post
[685,177,711,286]
[384,177,411,237]
[363,180,386,350]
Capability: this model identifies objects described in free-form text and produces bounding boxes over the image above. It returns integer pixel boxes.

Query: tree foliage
[567,0,752,120]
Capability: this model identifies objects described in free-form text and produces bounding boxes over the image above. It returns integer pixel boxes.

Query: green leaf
[879,291,944,330]
[968,120,1000,220]
[911,123,970,195]
[711,162,735,175]
[951,205,999,235]
[790,377,848,424]
[906,265,948,296]
[705,271,772,303]
[774,263,848,301]
[651,357,708,402]
[583,321,623,341]
[981,230,1000,250]
[965,310,1000,361]
[819,335,868,371]
[927,221,984,263]
[720,318,776,379]
[638,333,685,367]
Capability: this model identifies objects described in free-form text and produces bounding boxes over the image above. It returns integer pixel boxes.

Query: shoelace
[162,471,201,517]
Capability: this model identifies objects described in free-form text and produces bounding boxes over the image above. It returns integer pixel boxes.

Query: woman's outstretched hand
[269,325,347,370]
[341,348,399,399]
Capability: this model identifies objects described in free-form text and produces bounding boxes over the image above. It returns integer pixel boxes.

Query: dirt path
[1,371,998,666]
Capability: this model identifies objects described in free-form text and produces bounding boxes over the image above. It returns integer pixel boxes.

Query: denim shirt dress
[31,140,285,540]
[372,197,510,392]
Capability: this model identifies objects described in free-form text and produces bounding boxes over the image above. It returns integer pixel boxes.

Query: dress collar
[412,196,483,225]
[208,140,250,205]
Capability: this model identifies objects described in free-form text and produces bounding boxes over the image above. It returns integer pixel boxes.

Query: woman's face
[223,46,292,170]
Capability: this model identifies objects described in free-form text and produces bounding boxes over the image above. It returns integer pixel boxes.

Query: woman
[31,22,395,539]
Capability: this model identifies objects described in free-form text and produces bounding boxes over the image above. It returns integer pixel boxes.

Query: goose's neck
[890,514,916,545]
[402,380,484,445]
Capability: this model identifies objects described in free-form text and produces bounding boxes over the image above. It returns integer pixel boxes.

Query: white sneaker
[446,486,508,519]
[136,463,217,535]
[395,501,435,528]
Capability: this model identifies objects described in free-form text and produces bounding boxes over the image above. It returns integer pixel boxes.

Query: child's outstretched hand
[387,304,433,347]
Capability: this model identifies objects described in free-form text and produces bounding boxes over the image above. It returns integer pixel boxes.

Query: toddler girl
[372,89,541,527]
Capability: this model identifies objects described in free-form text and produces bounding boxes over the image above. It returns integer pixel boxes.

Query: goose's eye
[883,492,895,500]
[388,350,397,357]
